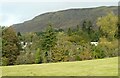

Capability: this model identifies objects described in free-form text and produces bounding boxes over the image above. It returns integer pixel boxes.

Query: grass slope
[1,57,118,76]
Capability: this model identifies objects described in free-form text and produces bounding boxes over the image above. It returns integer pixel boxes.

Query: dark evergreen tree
[82,20,93,34]
[41,25,57,63]
[76,25,80,32]
[82,20,87,31]
[17,32,22,37]
[67,28,72,36]
[87,21,92,34]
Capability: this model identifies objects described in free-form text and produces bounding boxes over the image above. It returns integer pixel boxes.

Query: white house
[20,41,32,49]
[90,42,98,46]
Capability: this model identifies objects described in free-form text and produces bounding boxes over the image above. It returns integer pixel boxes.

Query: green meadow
[1,57,118,76]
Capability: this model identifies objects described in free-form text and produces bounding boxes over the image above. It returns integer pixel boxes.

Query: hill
[2,57,118,76]
[12,6,118,33]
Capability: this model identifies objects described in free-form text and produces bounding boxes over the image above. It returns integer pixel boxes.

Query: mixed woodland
[1,12,119,66]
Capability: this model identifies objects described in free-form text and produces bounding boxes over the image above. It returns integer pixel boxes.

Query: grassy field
[1,57,118,76]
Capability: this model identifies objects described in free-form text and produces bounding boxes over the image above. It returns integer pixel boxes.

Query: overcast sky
[0,0,119,26]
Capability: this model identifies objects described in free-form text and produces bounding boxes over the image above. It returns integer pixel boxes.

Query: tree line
[1,12,119,66]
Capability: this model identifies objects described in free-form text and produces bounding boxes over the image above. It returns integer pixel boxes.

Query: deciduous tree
[2,27,21,65]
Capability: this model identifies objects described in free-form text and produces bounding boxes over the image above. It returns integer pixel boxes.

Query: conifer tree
[41,25,57,62]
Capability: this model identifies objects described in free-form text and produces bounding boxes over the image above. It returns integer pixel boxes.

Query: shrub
[91,45,106,59]
[75,55,81,61]
[79,43,92,60]
[15,52,35,65]
[35,48,42,64]
[2,57,9,66]
[80,51,92,60]
[98,38,118,58]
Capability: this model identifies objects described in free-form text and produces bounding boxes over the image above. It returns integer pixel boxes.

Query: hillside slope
[2,57,118,76]
[12,6,118,33]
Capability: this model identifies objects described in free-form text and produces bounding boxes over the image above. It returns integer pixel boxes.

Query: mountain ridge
[12,6,118,33]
